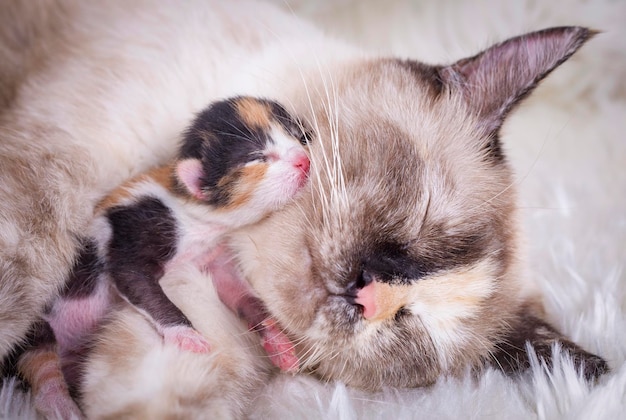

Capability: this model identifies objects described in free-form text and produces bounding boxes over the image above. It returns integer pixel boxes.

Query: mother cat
[0,0,607,417]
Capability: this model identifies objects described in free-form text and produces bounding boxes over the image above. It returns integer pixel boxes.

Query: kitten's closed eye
[294,126,314,146]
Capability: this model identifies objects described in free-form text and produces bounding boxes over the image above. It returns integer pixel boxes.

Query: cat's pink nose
[355,281,377,319]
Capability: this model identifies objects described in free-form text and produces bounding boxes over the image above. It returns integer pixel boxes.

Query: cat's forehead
[297,59,514,280]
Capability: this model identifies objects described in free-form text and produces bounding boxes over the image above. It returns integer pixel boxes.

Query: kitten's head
[175,96,311,225]
[236,27,607,389]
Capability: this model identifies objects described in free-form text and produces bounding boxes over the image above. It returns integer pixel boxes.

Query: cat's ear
[439,27,595,159]
[175,158,206,200]
[489,305,608,381]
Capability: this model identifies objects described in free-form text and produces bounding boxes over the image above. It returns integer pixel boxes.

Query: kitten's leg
[207,244,299,372]
[51,241,112,356]
[17,320,84,420]
[113,271,211,354]
[16,242,110,419]
[160,324,211,354]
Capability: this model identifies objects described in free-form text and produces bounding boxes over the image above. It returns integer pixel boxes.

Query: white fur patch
[407,260,497,368]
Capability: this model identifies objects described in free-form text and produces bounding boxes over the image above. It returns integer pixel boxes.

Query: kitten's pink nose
[292,153,310,175]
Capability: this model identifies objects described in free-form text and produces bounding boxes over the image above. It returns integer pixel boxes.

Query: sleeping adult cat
[0,0,606,417]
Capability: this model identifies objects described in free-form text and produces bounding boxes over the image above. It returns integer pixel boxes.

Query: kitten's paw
[163,325,211,353]
[260,319,299,372]
[35,379,84,420]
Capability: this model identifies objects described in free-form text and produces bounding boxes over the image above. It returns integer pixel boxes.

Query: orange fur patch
[235,97,272,129]
[96,164,174,211]
[96,184,133,212]
[17,349,63,391]
[366,282,413,323]
[220,163,267,210]
[414,262,496,311]
[144,164,175,191]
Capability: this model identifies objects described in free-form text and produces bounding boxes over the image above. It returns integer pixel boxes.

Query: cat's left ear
[439,27,596,159]
[175,158,206,201]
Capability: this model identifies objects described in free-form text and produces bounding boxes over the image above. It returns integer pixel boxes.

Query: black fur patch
[268,101,312,145]
[362,242,435,284]
[61,238,103,299]
[178,98,271,207]
[106,197,190,327]
[359,228,491,286]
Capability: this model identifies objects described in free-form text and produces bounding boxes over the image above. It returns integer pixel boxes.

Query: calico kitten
[16,96,309,418]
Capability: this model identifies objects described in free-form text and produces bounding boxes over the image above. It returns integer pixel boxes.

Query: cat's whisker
[247,14,334,222]
[326,67,349,219]
[298,79,332,221]
[323,68,350,225]
[306,57,351,226]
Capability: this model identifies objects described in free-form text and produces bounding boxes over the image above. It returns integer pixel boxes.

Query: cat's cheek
[405,260,498,369]
[233,215,320,334]
[269,247,323,329]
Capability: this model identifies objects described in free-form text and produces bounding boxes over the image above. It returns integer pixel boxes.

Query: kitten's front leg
[113,270,211,354]
[207,244,299,372]
[159,324,211,354]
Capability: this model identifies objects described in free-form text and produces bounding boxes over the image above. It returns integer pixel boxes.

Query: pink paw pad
[163,325,211,353]
[260,319,299,372]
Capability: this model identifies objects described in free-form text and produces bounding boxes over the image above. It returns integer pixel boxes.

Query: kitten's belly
[45,282,112,355]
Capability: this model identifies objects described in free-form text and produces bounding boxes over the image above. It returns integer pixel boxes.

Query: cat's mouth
[325,294,364,325]
[338,289,366,318]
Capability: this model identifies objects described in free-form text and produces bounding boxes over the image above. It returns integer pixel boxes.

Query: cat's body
[0,0,607,417]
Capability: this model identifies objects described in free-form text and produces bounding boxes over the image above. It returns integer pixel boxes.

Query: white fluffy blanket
[2,0,625,418]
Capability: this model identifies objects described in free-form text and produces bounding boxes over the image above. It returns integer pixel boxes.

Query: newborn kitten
[16,96,309,419]
[93,95,308,355]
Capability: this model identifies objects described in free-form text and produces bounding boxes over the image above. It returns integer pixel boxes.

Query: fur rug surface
[2,0,625,418]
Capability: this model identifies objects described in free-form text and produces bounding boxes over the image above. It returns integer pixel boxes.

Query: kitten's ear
[439,27,595,158]
[489,305,609,381]
[175,158,206,201]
